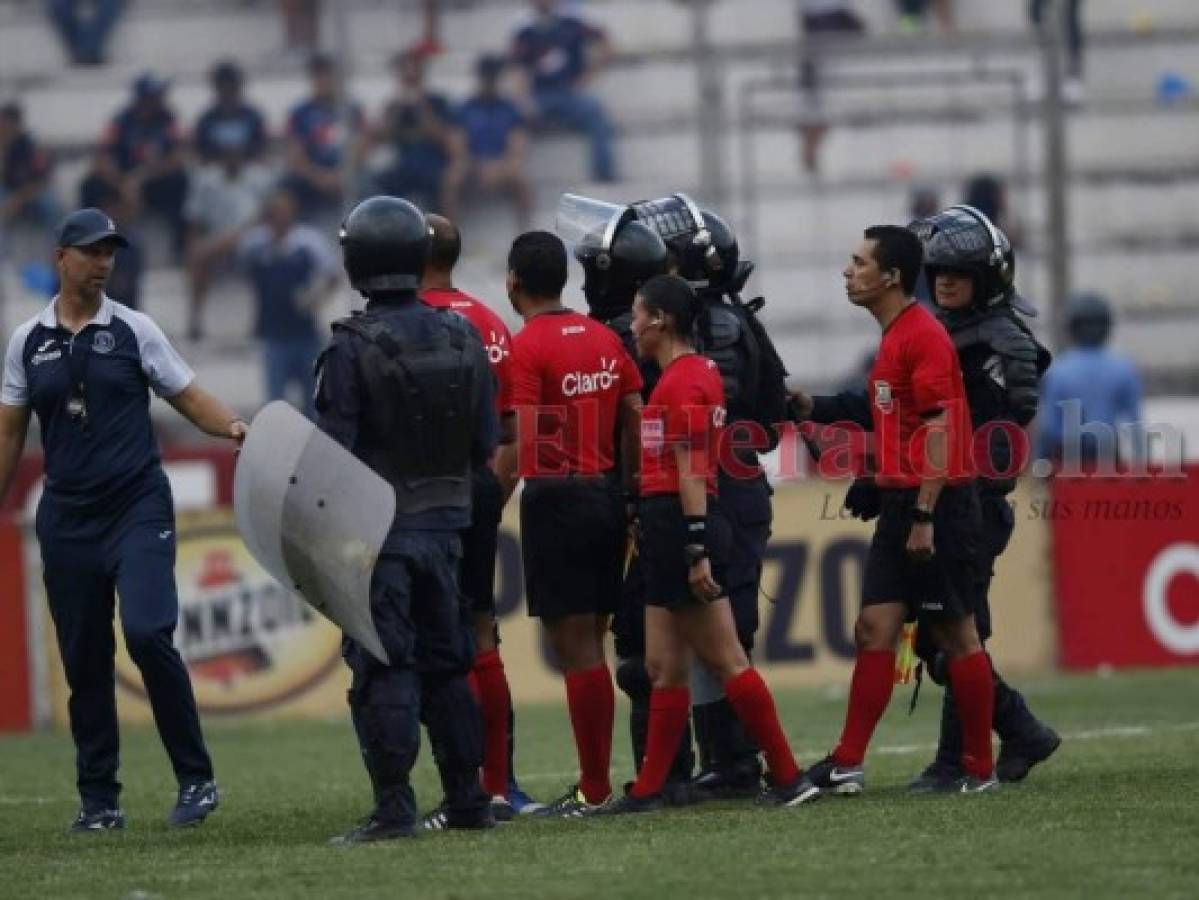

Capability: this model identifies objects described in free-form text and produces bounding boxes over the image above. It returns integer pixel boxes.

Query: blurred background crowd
[0,0,1196,446]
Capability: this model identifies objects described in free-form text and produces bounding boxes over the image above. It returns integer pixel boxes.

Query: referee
[495,231,643,817]
[0,209,247,832]
[788,226,997,796]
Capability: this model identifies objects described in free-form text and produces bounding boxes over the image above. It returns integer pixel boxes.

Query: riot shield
[233,401,393,664]
[555,193,633,256]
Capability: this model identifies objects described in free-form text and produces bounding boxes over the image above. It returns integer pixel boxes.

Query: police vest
[333,310,482,515]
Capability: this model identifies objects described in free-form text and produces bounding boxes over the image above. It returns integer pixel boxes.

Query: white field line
[2,721,1197,802]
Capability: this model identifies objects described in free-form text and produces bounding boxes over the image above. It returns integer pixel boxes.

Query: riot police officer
[316,196,497,842]
[557,194,695,800]
[906,204,1060,791]
[631,194,789,799]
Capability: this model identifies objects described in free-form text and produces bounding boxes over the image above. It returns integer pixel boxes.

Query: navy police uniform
[1,294,213,812]
[316,294,497,833]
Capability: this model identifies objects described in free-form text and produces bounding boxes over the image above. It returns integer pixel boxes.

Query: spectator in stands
[98,73,189,259]
[283,54,366,227]
[279,0,321,56]
[238,186,339,416]
[511,0,617,183]
[445,55,532,229]
[45,0,126,66]
[1036,293,1144,468]
[796,1,865,175]
[894,0,955,33]
[194,61,268,166]
[1030,0,1085,104]
[85,178,145,310]
[964,173,1022,249]
[0,101,61,233]
[372,48,461,215]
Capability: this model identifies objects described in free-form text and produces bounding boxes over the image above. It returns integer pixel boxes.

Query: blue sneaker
[70,807,125,833]
[169,780,219,827]
[505,784,546,816]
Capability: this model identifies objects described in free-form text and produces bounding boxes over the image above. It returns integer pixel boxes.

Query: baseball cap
[56,208,130,249]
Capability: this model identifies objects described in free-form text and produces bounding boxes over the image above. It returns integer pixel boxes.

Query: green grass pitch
[1,668,1196,899]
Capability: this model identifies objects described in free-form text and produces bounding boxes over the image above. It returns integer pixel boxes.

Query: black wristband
[911,506,934,524]
[684,544,708,567]
[684,515,706,545]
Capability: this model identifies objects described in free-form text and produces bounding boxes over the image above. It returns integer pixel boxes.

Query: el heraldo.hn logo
[115,517,341,713]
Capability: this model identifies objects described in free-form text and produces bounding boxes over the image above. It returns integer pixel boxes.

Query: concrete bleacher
[2,0,1199,422]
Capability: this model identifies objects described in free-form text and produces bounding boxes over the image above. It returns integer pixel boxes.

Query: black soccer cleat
[691,766,762,802]
[329,816,416,845]
[587,788,665,817]
[489,795,516,823]
[70,807,126,833]
[953,773,1000,794]
[997,725,1062,783]
[533,784,609,818]
[755,773,822,808]
[907,761,964,794]
[803,754,865,796]
[419,803,496,831]
[168,779,219,827]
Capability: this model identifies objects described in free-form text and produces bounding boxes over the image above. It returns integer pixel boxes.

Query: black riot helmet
[576,220,669,319]
[1068,292,1112,348]
[913,204,1030,315]
[339,195,431,295]
[631,193,740,288]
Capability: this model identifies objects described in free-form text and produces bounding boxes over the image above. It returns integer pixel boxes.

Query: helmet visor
[555,193,631,255]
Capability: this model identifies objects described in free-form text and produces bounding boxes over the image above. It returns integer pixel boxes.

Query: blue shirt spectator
[194,60,267,165]
[284,54,365,220]
[238,188,339,415]
[0,101,60,230]
[458,95,526,161]
[509,0,616,182]
[1035,294,1144,465]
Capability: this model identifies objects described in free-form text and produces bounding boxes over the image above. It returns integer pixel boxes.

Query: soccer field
[1,668,1196,899]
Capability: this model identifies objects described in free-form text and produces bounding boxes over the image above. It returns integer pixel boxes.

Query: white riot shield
[555,193,632,255]
[233,401,394,664]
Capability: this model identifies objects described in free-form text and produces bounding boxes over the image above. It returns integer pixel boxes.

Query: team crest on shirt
[92,331,115,354]
[874,380,893,413]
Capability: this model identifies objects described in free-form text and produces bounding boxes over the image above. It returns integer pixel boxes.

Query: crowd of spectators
[0,0,620,410]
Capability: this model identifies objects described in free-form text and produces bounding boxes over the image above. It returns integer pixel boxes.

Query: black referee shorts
[638,494,732,611]
[520,474,625,620]
[861,484,981,622]
[460,466,504,615]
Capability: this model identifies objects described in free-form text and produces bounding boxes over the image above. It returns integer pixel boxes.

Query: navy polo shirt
[2,295,194,508]
[238,224,339,340]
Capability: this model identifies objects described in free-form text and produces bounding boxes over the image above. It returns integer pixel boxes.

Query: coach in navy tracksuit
[0,209,247,832]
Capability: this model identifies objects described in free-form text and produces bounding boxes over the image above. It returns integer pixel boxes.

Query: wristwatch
[911,506,934,524]
[684,544,708,567]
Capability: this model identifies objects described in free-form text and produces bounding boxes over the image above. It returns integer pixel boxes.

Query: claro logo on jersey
[485,330,510,367]
[114,515,341,714]
[562,356,620,397]
[874,380,894,413]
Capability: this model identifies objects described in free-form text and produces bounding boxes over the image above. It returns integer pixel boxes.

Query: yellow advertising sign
[45,481,1055,726]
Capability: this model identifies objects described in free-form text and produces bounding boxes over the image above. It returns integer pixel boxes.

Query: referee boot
[330,816,416,845]
[691,699,762,801]
[909,689,964,794]
[586,784,665,817]
[70,806,126,833]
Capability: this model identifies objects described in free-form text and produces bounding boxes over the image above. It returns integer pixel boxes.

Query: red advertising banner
[1053,465,1199,668]
[0,519,32,731]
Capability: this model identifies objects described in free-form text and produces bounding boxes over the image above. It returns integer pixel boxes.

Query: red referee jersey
[504,308,642,478]
[641,354,725,497]
[870,302,974,488]
[421,288,512,412]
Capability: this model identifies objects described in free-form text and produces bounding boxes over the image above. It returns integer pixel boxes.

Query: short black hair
[638,274,698,338]
[426,214,461,271]
[308,52,336,76]
[508,231,567,298]
[211,59,243,87]
[863,225,924,295]
[0,101,22,123]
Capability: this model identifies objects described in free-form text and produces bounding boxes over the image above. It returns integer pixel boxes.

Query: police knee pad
[615,657,651,702]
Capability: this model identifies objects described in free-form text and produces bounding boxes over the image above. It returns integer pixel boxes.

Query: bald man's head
[426,213,462,273]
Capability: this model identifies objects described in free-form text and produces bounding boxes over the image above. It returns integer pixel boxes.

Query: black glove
[843,477,881,521]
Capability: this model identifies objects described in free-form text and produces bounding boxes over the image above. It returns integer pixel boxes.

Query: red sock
[833,649,896,766]
[630,687,691,799]
[473,650,512,797]
[948,651,995,779]
[725,669,799,786]
[564,664,615,803]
